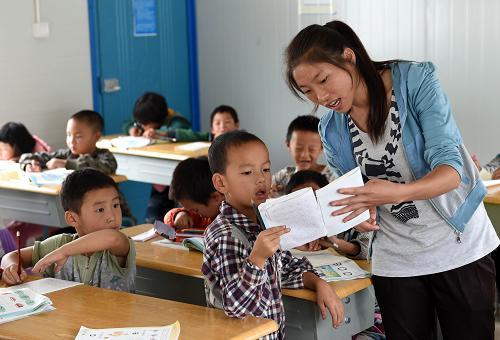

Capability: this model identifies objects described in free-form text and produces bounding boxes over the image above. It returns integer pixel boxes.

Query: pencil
[16,230,21,275]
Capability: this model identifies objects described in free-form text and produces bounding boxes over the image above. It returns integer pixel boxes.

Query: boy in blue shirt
[0,169,136,292]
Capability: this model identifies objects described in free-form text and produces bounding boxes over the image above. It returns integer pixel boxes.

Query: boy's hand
[173,212,193,228]
[46,158,66,170]
[1,265,27,285]
[32,249,69,274]
[315,279,344,328]
[25,160,42,172]
[248,226,289,268]
[142,128,156,139]
[295,239,321,251]
[493,168,500,180]
[129,127,141,136]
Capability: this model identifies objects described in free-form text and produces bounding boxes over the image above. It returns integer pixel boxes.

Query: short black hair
[210,105,239,126]
[61,168,118,214]
[286,115,320,144]
[285,170,329,194]
[168,157,215,205]
[133,92,168,126]
[71,110,104,132]
[208,130,265,174]
[0,122,36,157]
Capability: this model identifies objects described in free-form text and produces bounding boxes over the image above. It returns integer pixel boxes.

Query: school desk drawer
[284,286,375,340]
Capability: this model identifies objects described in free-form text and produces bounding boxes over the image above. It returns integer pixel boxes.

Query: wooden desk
[0,170,127,227]
[123,225,375,340]
[98,135,209,185]
[485,184,500,233]
[0,283,278,340]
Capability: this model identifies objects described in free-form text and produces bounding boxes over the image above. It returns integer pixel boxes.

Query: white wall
[0,0,93,149]
[196,0,500,170]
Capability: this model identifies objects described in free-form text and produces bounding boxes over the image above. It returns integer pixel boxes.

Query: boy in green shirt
[0,169,136,292]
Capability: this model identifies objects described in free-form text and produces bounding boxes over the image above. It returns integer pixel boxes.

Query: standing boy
[203,131,344,340]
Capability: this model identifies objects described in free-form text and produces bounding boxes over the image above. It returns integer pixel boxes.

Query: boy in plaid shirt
[202,131,344,339]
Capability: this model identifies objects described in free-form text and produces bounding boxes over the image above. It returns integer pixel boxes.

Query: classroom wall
[0,0,93,149]
[196,0,500,169]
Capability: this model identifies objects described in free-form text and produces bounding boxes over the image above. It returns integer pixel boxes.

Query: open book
[0,288,54,324]
[258,167,369,250]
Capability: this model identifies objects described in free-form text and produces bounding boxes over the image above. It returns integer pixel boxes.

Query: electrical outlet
[33,22,50,39]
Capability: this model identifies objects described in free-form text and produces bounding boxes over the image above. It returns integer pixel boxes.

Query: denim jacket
[319,61,486,237]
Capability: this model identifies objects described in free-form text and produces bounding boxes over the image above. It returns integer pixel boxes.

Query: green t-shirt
[32,233,136,292]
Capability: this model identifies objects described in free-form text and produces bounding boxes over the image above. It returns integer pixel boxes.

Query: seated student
[285,170,372,259]
[138,104,240,142]
[473,153,500,180]
[272,115,336,196]
[203,131,344,339]
[0,169,136,291]
[0,122,51,161]
[124,91,191,138]
[164,157,224,229]
[19,110,116,175]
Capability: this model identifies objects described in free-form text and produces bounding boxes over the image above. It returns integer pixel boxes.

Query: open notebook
[75,321,180,340]
[257,167,369,250]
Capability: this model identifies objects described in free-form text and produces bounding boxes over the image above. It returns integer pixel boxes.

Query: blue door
[88,0,199,222]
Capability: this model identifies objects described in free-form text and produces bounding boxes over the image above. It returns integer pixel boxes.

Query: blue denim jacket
[319,61,486,235]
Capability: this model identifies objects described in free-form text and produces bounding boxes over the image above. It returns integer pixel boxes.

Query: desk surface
[98,134,209,161]
[123,225,372,302]
[485,185,500,205]
[0,170,127,196]
[0,283,278,340]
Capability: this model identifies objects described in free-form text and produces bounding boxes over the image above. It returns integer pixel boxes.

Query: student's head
[210,105,240,138]
[169,157,223,218]
[285,20,390,142]
[209,131,271,212]
[285,170,328,194]
[61,168,121,236]
[66,110,104,155]
[133,92,168,130]
[285,115,323,171]
[0,122,36,160]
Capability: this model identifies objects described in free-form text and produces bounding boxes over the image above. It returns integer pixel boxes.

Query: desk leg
[284,286,375,340]
[135,266,206,306]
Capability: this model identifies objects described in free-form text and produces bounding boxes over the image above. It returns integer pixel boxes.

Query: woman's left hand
[330,179,406,222]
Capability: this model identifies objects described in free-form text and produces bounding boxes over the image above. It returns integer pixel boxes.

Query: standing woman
[285,21,499,339]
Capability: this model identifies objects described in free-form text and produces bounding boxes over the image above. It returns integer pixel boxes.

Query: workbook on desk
[257,167,370,250]
[290,249,370,282]
[0,288,54,324]
[75,321,180,340]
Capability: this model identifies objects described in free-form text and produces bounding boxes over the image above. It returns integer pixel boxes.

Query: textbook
[257,167,370,250]
[290,249,370,282]
[22,168,73,186]
[75,321,181,340]
[0,288,54,324]
[181,237,205,252]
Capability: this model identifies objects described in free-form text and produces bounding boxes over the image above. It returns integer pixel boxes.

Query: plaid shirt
[202,201,316,340]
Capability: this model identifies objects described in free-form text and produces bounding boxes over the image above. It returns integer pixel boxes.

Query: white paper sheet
[258,187,326,250]
[483,179,500,188]
[315,167,370,236]
[0,278,83,295]
[110,136,152,149]
[174,142,211,152]
[131,227,157,242]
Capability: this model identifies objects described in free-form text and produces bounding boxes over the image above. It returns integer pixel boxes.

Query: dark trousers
[372,254,496,340]
[144,186,175,224]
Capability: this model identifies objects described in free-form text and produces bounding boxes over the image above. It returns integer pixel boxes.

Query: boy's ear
[64,211,79,227]
[94,130,102,140]
[212,173,228,194]
[285,140,290,150]
[235,122,240,129]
